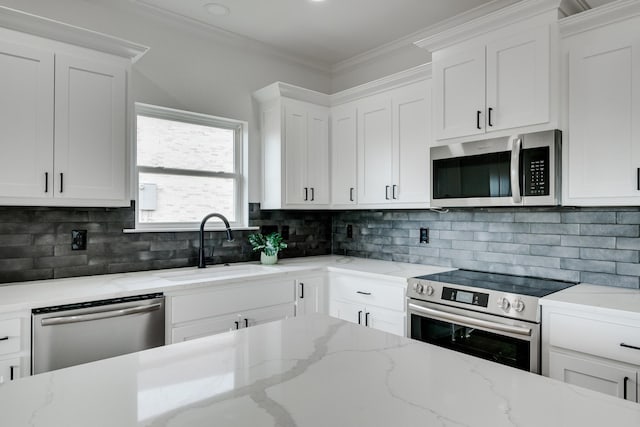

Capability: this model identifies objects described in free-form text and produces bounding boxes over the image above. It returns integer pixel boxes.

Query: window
[134,103,247,230]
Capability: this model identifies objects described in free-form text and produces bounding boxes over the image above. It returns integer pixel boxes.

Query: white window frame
[132,103,249,232]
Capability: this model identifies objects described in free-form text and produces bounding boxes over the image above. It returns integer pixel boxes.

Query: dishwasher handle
[40,303,162,327]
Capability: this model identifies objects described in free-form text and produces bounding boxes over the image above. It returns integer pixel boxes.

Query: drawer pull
[0,336,8,341]
[356,291,371,296]
[620,343,640,351]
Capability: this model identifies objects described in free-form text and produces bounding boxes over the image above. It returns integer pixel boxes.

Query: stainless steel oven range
[407,270,576,373]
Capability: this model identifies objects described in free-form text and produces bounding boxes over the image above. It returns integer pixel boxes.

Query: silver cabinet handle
[41,303,162,326]
[510,135,522,204]
[408,303,532,337]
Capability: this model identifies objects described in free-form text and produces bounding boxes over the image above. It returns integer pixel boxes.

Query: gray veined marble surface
[1,314,639,426]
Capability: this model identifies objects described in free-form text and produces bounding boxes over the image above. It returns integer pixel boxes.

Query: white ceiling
[134,0,510,67]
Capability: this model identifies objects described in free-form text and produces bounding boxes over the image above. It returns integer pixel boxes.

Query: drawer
[329,274,404,311]
[171,280,295,324]
[0,318,21,356]
[549,312,640,366]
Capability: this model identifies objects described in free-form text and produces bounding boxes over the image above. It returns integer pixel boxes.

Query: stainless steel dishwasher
[32,293,165,375]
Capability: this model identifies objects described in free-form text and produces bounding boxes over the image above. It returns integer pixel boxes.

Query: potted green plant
[248,232,288,265]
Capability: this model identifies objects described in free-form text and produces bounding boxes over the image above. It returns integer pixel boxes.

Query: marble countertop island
[1,314,639,427]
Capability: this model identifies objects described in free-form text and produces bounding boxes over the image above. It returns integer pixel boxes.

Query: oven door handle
[408,303,532,337]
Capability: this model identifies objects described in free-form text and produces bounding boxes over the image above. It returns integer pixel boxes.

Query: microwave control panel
[522,147,549,196]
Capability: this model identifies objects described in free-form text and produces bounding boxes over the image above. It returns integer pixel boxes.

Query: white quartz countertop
[540,283,640,320]
[1,314,638,427]
[0,256,452,313]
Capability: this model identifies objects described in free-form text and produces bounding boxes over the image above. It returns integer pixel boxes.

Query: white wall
[0,0,332,202]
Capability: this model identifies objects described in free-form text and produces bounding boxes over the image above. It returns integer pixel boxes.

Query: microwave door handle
[510,135,522,204]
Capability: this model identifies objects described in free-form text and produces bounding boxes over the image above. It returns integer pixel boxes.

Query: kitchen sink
[155,264,279,282]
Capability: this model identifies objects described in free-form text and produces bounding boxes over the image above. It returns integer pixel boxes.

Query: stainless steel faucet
[198,213,234,268]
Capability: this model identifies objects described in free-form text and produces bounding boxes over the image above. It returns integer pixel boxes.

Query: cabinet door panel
[433,47,485,140]
[0,42,53,199]
[284,101,308,205]
[357,95,393,204]
[0,358,21,386]
[392,80,431,204]
[306,106,329,205]
[486,26,550,131]
[331,104,357,205]
[242,303,295,328]
[171,312,241,343]
[365,305,405,337]
[566,28,640,204]
[54,54,126,201]
[549,351,638,402]
[329,299,363,326]
[296,276,326,316]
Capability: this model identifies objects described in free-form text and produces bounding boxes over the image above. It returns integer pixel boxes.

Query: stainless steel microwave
[430,130,561,207]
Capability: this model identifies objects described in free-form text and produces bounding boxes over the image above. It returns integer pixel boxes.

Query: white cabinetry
[561,10,640,206]
[167,278,296,344]
[254,83,330,209]
[295,275,326,316]
[432,25,551,140]
[543,306,640,403]
[0,12,145,207]
[330,103,357,206]
[0,314,29,386]
[328,272,406,336]
[357,80,431,206]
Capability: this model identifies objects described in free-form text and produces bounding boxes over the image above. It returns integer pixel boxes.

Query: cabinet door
[241,303,295,328]
[296,276,326,316]
[391,80,431,204]
[357,94,393,204]
[329,299,364,326]
[0,42,54,199]
[306,105,330,205]
[284,100,308,205]
[549,351,638,402]
[486,26,550,131]
[433,46,485,140]
[0,358,21,386]
[365,305,405,337]
[565,24,640,205]
[171,312,242,343]
[331,104,357,205]
[54,54,126,202]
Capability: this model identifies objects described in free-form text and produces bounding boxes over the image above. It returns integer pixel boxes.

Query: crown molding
[331,0,519,74]
[559,0,640,36]
[0,6,148,62]
[252,82,331,106]
[558,0,591,17]
[415,0,562,53]
[330,63,432,105]
[133,0,331,74]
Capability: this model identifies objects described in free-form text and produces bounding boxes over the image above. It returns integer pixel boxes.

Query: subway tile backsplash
[332,207,640,289]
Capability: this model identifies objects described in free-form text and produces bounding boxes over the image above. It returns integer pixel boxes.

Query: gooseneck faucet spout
[198,213,234,268]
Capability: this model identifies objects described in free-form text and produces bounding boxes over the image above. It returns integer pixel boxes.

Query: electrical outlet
[420,227,429,244]
[261,225,278,235]
[281,225,290,240]
[71,230,87,250]
[346,224,353,239]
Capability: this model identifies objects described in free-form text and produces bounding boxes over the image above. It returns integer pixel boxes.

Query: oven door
[408,299,540,373]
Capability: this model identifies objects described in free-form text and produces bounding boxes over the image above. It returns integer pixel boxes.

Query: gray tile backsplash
[0,203,331,284]
[332,207,640,289]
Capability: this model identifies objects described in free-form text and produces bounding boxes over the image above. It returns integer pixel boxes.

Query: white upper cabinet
[0,41,54,199]
[330,103,357,206]
[432,25,551,141]
[562,8,640,206]
[254,83,330,210]
[0,9,147,207]
[54,55,126,202]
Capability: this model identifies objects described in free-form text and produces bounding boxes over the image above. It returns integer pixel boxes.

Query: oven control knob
[497,297,511,311]
[426,285,435,296]
[413,283,424,294]
[513,299,525,312]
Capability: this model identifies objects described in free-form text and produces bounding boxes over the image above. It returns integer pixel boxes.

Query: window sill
[122,226,259,233]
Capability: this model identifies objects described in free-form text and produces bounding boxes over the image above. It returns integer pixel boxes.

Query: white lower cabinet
[328,273,406,336]
[543,306,640,403]
[0,358,21,386]
[167,278,296,344]
[295,275,326,316]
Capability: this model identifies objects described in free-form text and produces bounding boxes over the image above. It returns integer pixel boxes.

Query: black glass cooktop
[414,269,577,298]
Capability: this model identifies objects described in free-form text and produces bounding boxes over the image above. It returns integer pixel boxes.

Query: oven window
[410,314,531,371]
[433,151,512,199]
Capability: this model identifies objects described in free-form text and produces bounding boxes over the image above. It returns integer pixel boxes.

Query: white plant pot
[260,252,278,265]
